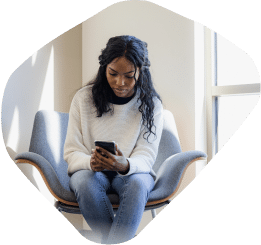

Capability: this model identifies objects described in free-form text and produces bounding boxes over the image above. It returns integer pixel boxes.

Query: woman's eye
[109,73,117,76]
[126,76,134,79]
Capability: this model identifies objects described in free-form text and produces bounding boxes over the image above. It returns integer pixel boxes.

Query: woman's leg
[106,173,155,244]
[69,170,115,241]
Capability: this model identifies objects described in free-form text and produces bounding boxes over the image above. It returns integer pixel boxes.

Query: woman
[64,35,163,244]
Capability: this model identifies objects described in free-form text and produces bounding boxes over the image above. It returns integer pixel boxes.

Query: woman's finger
[94,151,115,170]
[115,145,123,156]
[96,147,115,160]
[95,148,115,165]
[91,156,106,170]
[92,166,103,172]
[91,159,102,171]
[93,165,104,171]
[96,146,109,158]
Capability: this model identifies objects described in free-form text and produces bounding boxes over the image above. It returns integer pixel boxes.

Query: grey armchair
[15,110,206,218]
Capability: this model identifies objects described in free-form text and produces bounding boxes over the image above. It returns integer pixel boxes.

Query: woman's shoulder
[133,92,163,114]
[73,84,93,102]
[153,96,163,111]
[70,85,94,111]
[76,84,92,96]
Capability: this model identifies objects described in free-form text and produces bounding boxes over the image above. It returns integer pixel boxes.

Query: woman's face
[106,56,139,98]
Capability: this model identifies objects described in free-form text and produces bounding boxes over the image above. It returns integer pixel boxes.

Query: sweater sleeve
[64,92,92,176]
[123,99,164,177]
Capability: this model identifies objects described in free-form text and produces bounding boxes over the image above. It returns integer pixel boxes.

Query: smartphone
[94,140,116,155]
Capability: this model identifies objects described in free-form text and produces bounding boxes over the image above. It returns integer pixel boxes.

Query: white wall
[3,24,82,159]
[2,24,83,230]
[82,1,197,233]
[83,1,195,151]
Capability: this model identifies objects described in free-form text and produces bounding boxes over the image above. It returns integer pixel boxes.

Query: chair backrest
[29,109,182,190]
[152,110,182,174]
[29,110,70,191]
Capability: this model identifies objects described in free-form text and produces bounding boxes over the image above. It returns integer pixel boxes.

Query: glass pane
[217,94,260,151]
[216,33,260,86]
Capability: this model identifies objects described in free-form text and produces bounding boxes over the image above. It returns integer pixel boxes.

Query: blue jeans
[69,170,154,244]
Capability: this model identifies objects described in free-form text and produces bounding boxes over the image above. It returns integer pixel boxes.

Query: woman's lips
[114,88,127,93]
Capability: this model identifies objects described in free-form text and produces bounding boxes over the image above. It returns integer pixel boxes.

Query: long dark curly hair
[87,35,162,142]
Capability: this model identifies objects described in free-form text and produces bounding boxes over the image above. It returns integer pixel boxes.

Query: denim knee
[69,170,110,198]
[114,174,154,202]
[128,174,154,199]
[69,170,92,193]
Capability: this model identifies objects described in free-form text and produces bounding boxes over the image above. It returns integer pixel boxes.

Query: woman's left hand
[93,145,130,174]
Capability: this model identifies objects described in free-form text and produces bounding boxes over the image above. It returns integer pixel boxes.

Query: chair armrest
[148,151,207,203]
[15,152,77,204]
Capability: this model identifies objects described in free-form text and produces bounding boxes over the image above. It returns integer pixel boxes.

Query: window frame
[205,28,260,162]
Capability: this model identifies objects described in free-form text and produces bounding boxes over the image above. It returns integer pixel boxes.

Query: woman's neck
[108,88,136,105]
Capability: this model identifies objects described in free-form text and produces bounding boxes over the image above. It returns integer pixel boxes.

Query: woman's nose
[116,76,125,86]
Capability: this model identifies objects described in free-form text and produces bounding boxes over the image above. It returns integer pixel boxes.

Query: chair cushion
[153,110,182,174]
[28,110,71,191]
[15,151,77,203]
[149,151,207,202]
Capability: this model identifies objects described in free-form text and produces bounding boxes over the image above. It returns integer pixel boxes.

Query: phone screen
[94,141,116,155]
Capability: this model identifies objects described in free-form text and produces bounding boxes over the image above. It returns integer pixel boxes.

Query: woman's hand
[93,145,130,174]
[90,149,105,172]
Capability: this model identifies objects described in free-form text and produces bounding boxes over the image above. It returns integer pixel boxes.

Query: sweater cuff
[67,153,91,176]
[117,159,131,176]
[117,157,141,176]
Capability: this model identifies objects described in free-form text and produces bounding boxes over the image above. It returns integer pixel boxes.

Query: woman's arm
[64,92,93,176]
[125,99,164,176]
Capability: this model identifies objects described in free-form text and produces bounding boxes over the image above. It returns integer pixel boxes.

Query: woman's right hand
[90,149,105,172]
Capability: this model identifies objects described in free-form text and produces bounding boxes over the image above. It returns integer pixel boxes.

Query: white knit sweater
[63,85,163,179]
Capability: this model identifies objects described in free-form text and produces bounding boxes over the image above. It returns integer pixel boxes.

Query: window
[205,29,260,161]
